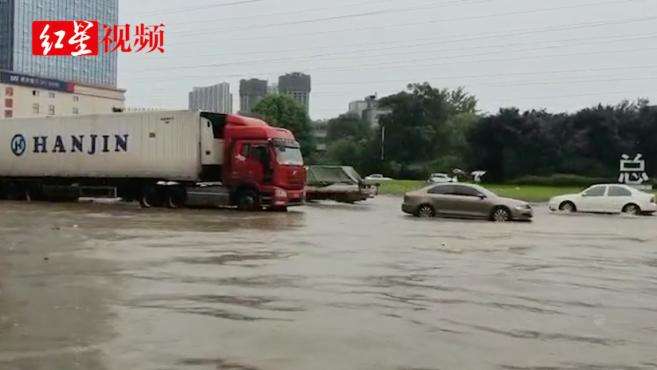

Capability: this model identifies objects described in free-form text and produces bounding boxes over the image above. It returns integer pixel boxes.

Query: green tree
[326,113,371,143]
[467,99,656,182]
[253,94,315,156]
[377,83,478,174]
[325,138,365,166]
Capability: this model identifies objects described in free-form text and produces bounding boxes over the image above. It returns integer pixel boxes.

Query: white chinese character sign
[619,154,650,185]
[32,20,165,56]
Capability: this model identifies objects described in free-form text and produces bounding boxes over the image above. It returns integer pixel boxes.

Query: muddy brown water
[1,197,656,370]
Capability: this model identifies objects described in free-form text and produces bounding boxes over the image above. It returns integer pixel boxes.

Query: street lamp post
[380,125,385,161]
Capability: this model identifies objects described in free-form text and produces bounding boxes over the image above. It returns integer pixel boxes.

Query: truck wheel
[139,186,163,208]
[166,187,187,209]
[236,190,260,211]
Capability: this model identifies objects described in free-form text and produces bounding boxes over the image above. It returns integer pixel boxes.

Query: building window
[48,105,55,115]
[33,103,40,114]
[4,99,12,108]
[49,92,56,99]
[72,107,79,115]
[5,87,13,97]
[4,110,12,118]
[73,96,79,102]
[32,90,39,96]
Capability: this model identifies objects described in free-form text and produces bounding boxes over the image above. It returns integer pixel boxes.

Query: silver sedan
[402,183,533,222]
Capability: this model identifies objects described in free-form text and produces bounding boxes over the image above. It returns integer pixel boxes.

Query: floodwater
[1,197,657,370]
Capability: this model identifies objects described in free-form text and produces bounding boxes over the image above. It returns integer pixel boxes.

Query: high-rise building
[188,83,233,114]
[0,1,13,72]
[1,0,125,119]
[1,0,118,88]
[239,78,267,114]
[278,72,311,113]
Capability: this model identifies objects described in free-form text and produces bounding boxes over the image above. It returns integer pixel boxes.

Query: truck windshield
[275,146,303,165]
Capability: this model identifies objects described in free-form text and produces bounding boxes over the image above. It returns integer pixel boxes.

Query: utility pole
[380,125,385,161]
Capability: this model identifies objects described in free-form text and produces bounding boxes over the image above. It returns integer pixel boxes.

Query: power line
[317,64,657,87]
[465,75,657,89]
[123,42,657,90]
[306,45,657,75]
[163,0,449,29]
[308,76,657,95]
[165,0,634,43]
[133,0,266,17]
[490,89,655,103]
[132,72,657,99]
[128,31,657,74]
[171,0,492,38]
[156,14,657,63]
[125,34,657,86]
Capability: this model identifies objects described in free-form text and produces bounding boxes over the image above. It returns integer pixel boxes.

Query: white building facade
[1,71,124,119]
[188,83,233,114]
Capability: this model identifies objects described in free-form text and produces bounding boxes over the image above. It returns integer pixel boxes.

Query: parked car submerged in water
[548,184,656,215]
[402,183,533,222]
[363,174,393,185]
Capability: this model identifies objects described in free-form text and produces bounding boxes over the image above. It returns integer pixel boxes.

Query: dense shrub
[509,174,616,187]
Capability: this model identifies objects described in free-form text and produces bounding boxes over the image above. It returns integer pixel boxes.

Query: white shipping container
[0,110,219,181]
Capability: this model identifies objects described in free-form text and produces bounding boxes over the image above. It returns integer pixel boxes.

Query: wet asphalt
[1,197,657,370]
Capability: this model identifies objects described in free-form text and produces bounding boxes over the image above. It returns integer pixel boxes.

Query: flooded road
[1,197,657,370]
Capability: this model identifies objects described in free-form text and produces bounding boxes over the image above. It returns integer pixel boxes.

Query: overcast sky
[118,0,657,119]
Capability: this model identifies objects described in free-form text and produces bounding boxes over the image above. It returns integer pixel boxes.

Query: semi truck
[0,110,306,211]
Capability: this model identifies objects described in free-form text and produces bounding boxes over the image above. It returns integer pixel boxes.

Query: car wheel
[415,204,435,218]
[622,203,641,216]
[559,201,577,213]
[491,207,511,222]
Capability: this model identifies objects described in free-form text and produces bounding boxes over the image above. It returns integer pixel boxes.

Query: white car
[428,173,457,184]
[362,174,393,187]
[364,174,393,182]
[549,184,656,215]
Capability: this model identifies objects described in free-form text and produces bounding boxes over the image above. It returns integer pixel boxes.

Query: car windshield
[275,145,303,165]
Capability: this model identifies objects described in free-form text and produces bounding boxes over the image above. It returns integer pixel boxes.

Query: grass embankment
[378,180,585,203]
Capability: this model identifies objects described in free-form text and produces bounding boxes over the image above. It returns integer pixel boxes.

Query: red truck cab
[209,113,306,210]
